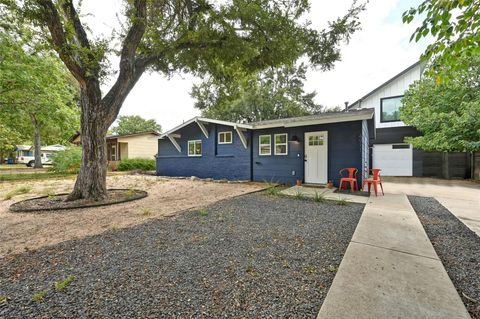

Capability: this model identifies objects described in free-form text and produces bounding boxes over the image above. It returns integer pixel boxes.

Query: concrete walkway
[317,193,471,319]
[281,186,369,204]
[382,177,480,236]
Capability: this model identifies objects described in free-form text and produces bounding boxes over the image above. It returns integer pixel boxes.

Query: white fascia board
[197,117,251,129]
[252,114,374,129]
[159,117,251,139]
[159,117,197,139]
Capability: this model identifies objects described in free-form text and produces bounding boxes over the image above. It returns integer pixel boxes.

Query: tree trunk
[30,114,43,169]
[66,89,110,201]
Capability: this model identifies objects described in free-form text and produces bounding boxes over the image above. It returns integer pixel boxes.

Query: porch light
[290,135,301,143]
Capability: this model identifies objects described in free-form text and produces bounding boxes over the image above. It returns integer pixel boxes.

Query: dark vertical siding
[251,121,364,186]
[156,122,251,180]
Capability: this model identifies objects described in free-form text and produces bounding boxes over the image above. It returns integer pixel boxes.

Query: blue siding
[252,121,363,186]
[157,119,369,186]
[156,122,251,180]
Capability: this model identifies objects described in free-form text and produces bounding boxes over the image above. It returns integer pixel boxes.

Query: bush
[117,158,155,171]
[51,147,82,173]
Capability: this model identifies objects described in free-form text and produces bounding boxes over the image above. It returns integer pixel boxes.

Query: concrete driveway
[382,177,480,236]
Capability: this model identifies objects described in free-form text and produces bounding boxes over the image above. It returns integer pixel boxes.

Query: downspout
[249,130,253,181]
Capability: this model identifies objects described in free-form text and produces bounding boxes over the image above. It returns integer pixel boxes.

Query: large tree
[192,63,324,122]
[2,0,364,200]
[0,32,79,168]
[403,0,480,75]
[400,56,480,152]
[111,115,161,135]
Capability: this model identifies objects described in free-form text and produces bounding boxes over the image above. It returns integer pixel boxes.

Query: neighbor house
[349,61,473,179]
[156,109,374,186]
[70,131,160,161]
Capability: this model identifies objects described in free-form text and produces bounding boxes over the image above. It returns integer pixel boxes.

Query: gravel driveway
[409,196,480,319]
[0,193,363,318]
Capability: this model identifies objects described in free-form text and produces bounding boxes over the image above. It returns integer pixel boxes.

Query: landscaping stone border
[9,189,148,213]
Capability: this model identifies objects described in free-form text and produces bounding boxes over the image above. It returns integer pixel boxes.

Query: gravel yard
[409,196,480,319]
[0,175,264,256]
[0,193,363,318]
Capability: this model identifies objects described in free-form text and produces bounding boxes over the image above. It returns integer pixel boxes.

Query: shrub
[117,158,155,171]
[50,147,82,174]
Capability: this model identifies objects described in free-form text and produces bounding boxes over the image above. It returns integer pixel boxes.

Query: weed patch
[32,291,46,301]
[55,275,75,291]
[3,186,32,200]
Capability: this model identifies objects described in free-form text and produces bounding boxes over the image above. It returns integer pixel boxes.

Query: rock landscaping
[409,196,480,319]
[0,193,363,318]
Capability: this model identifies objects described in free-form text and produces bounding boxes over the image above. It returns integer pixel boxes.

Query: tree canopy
[191,64,325,122]
[0,32,79,164]
[400,56,480,152]
[111,115,161,135]
[0,0,366,199]
[403,0,480,74]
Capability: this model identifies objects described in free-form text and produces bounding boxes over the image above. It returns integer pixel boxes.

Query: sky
[80,0,428,132]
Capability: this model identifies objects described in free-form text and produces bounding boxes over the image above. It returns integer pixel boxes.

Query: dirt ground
[0,175,266,257]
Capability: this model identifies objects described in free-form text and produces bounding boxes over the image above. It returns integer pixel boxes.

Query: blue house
[156,109,374,186]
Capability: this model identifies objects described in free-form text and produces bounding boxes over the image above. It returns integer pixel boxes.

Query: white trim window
[259,135,271,156]
[274,133,288,155]
[218,131,232,144]
[188,140,202,157]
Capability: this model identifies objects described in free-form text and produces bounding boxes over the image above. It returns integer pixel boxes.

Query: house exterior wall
[156,123,252,180]
[352,63,422,129]
[157,120,369,186]
[251,121,364,186]
[117,134,158,159]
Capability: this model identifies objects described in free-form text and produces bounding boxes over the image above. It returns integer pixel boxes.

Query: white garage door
[373,144,413,176]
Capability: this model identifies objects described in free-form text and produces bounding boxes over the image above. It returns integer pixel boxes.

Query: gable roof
[348,61,423,109]
[160,109,374,138]
[69,130,160,143]
[106,131,160,139]
[159,117,250,139]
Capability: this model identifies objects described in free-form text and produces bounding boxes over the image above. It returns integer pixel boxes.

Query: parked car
[15,144,65,167]
[17,152,54,167]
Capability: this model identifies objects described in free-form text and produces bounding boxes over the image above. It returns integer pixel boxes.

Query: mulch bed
[0,193,364,318]
[408,196,480,319]
[9,189,148,212]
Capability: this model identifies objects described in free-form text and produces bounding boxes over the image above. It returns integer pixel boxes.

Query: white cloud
[77,0,427,131]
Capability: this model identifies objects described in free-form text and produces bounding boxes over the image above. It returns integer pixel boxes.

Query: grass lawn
[0,192,363,318]
[0,164,30,170]
[0,172,76,182]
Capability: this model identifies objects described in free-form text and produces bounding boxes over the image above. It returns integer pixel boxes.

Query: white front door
[304,131,328,184]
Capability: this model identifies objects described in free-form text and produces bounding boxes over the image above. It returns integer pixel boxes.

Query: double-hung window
[188,140,202,156]
[274,133,288,155]
[218,131,232,144]
[259,135,271,156]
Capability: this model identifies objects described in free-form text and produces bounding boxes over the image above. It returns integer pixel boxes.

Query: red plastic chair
[362,168,384,196]
[339,168,358,192]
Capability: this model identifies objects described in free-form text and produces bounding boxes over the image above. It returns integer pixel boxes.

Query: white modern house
[348,61,424,176]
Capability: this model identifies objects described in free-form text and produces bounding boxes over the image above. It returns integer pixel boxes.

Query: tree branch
[36,0,85,85]
[101,0,147,124]
[61,0,91,49]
